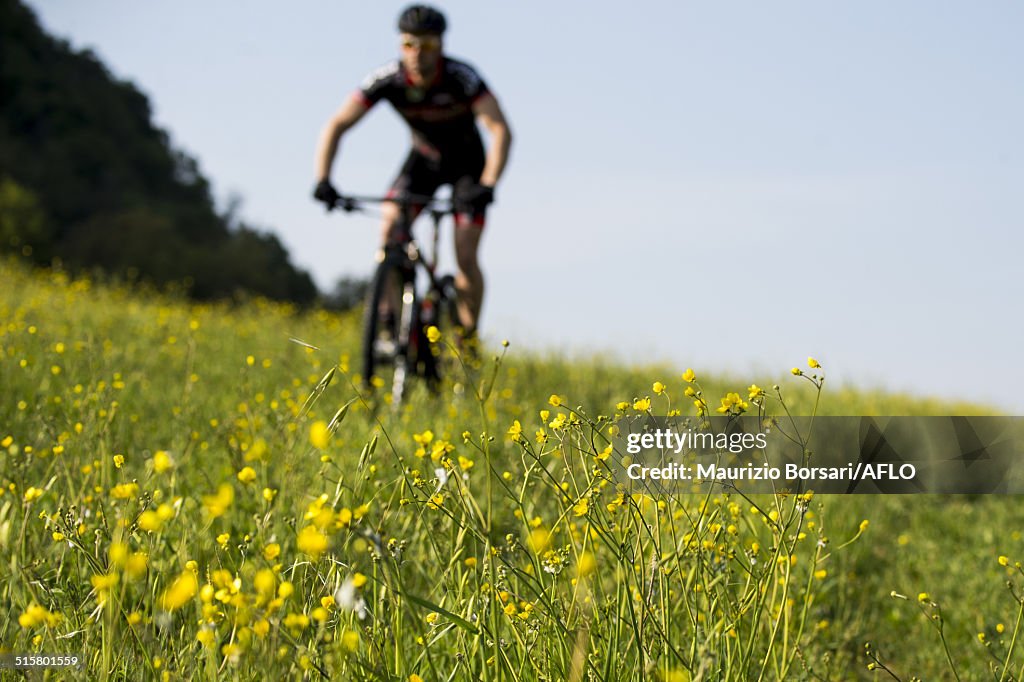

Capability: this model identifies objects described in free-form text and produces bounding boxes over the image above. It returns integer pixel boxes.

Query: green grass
[1,255,1022,681]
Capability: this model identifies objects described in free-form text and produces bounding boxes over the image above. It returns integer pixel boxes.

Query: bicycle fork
[391,281,417,406]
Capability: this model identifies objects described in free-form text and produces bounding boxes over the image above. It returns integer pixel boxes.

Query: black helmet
[397,5,447,35]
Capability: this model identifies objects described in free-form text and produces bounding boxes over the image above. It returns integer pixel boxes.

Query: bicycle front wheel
[361,254,415,406]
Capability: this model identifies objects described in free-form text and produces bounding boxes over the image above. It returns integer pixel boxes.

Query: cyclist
[313,4,512,340]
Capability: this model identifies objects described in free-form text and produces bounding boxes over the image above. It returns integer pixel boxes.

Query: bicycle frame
[338,193,459,404]
[392,203,450,289]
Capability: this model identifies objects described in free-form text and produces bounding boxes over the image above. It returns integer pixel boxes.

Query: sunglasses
[401,36,441,51]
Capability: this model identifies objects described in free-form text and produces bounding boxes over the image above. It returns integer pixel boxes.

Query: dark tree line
[0,0,318,303]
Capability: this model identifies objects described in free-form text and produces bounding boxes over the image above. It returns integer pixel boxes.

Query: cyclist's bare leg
[453,220,484,334]
[378,202,405,247]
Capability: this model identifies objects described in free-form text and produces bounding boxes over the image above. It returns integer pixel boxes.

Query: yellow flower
[110,482,139,500]
[999,555,1010,566]
[791,367,803,376]
[245,438,268,462]
[464,557,477,568]
[283,613,310,630]
[682,368,696,383]
[748,384,764,400]
[548,394,562,407]
[152,450,173,473]
[296,525,329,560]
[305,495,332,527]
[216,533,230,547]
[113,454,125,468]
[652,381,666,395]
[309,420,330,450]
[341,629,360,651]
[109,542,129,567]
[196,628,216,648]
[577,552,597,578]
[237,467,257,484]
[202,484,234,518]
[18,604,61,629]
[138,510,163,532]
[426,326,441,343]
[351,573,368,588]
[413,429,435,457]
[918,592,931,603]
[252,618,271,637]
[23,486,44,503]
[159,570,198,611]
[125,553,147,579]
[507,420,522,440]
[716,392,748,415]
[859,519,869,533]
[807,356,821,369]
[254,569,276,598]
[633,397,651,411]
[572,498,589,517]
[429,440,451,462]
[528,527,551,554]
[263,543,281,561]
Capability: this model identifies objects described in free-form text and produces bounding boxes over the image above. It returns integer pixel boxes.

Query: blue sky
[29,1,1024,411]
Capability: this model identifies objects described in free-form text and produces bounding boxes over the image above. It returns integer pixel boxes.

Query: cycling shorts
[387,147,487,228]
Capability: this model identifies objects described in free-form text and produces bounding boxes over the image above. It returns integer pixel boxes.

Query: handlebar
[334,193,455,215]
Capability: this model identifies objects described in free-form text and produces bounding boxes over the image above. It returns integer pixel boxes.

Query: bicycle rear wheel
[362,253,416,406]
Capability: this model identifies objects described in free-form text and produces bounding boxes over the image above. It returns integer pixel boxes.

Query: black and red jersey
[356,56,489,160]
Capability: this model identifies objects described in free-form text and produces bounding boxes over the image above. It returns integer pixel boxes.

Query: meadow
[1,255,1022,681]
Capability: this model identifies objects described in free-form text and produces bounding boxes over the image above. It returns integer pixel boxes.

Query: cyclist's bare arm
[315,95,370,182]
[473,93,512,187]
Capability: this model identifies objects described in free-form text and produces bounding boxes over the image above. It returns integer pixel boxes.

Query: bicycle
[336,193,462,406]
